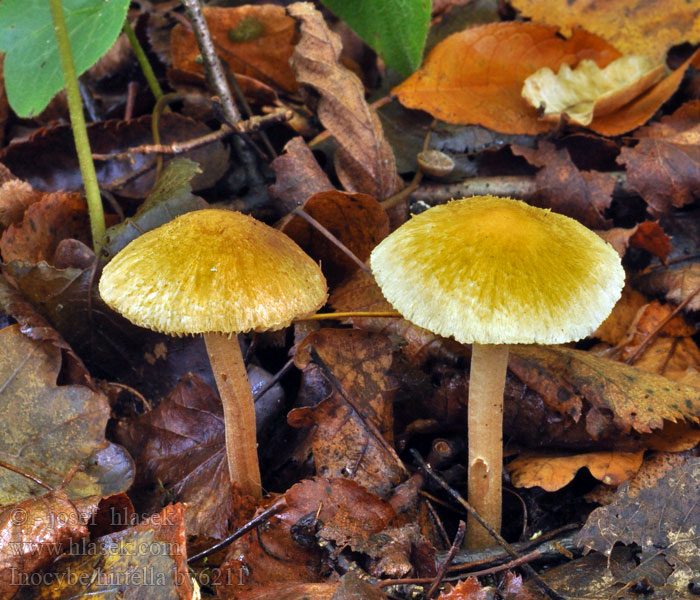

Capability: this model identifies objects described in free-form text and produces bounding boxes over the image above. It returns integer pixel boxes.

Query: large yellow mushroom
[99,209,327,499]
[370,196,624,547]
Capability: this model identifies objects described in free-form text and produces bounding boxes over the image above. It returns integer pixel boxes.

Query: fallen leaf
[512,141,616,228]
[268,137,334,214]
[0,192,90,263]
[218,478,395,594]
[619,99,700,216]
[0,324,134,505]
[576,458,700,576]
[0,114,229,198]
[597,221,671,263]
[170,5,298,92]
[634,262,700,312]
[507,449,644,491]
[235,583,337,600]
[113,373,251,546]
[393,22,620,134]
[522,55,664,126]
[288,3,401,200]
[509,345,700,436]
[280,190,389,286]
[593,285,648,346]
[0,179,40,230]
[511,0,700,63]
[13,503,193,600]
[291,328,403,496]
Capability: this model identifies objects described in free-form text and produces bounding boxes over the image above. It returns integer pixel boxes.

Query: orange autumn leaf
[507,449,645,491]
[392,22,620,134]
[512,0,700,63]
[170,5,298,92]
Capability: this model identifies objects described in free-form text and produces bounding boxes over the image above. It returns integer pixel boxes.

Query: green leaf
[320,0,430,77]
[0,0,130,117]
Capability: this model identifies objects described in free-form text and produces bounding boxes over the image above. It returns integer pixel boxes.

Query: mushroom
[99,209,328,499]
[370,196,624,547]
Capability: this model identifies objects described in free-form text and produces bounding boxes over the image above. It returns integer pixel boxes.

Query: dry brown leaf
[288,2,400,200]
[512,141,615,228]
[392,22,620,134]
[594,285,648,345]
[291,328,403,495]
[512,0,700,63]
[597,221,671,264]
[170,5,298,92]
[0,179,40,231]
[522,55,664,126]
[268,137,334,214]
[619,98,700,216]
[280,190,389,286]
[507,449,645,491]
[634,262,700,313]
[0,192,90,263]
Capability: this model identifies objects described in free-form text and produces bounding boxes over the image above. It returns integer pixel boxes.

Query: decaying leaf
[288,2,400,200]
[522,55,664,126]
[291,328,403,496]
[0,179,39,230]
[12,503,193,600]
[0,324,133,504]
[597,221,671,264]
[170,5,299,92]
[576,458,700,584]
[509,345,700,436]
[392,22,620,134]
[507,449,644,492]
[114,373,250,546]
[0,192,90,263]
[511,0,700,63]
[619,99,700,216]
[218,478,395,595]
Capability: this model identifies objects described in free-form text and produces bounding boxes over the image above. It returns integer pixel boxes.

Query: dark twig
[253,357,294,402]
[0,460,53,491]
[410,449,567,600]
[426,520,465,598]
[309,346,409,476]
[92,110,293,161]
[180,0,241,124]
[188,499,287,563]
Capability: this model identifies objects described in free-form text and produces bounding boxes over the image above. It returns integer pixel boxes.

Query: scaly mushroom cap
[370,196,624,345]
[99,209,328,334]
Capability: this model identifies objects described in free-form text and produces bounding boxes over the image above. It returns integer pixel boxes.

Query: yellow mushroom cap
[370,196,625,345]
[99,209,328,335]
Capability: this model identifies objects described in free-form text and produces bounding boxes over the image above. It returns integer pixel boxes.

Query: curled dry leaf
[521,55,664,127]
[392,22,620,135]
[280,190,389,286]
[0,179,39,230]
[512,0,700,63]
[288,2,400,200]
[170,5,298,92]
[597,221,671,264]
[507,449,645,492]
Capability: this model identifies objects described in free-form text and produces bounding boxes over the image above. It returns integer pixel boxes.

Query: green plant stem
[48,0,105,250]
[123,21,164,102]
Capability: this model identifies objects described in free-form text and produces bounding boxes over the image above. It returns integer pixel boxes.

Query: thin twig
[292,208,371,274]
[309,346,409,476]
[180,0,241,124]
[92,110,293,161]
[426,521,466,598]
[0,460,53,491]
[410,449,567,600]
[625,281,700,365]
[253,357,294,402]
[188,499,287,563]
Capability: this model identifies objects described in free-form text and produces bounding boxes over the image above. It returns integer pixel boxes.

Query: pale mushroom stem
[466,343,509,548]
[204,332,262,500]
